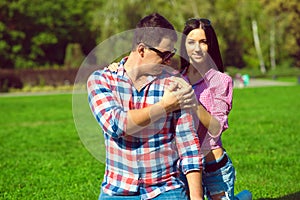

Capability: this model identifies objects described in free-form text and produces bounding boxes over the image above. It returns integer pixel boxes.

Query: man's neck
[124,53,148,91]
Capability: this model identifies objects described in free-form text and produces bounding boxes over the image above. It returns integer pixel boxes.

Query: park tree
[0,0,299,72]
[260,0,300,69]
[0,0,101,69]
[91,0,185,66]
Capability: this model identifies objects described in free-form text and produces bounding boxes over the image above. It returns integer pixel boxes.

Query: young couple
[87,13,251,200]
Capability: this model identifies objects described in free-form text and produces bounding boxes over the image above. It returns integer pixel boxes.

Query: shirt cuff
[180,156,203,174]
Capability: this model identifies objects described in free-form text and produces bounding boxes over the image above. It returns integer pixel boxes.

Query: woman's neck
[187,65,203,85]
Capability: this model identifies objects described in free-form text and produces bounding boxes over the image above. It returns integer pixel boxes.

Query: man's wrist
[190,197,203,200]
[157,100,172,113]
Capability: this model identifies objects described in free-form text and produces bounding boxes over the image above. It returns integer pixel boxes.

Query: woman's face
[185,28,208,65]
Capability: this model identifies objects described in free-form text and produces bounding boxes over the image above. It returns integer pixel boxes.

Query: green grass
[223,85,300,199]
[274,76,299,83]
[1,85,300,199]
[0,94,104,199]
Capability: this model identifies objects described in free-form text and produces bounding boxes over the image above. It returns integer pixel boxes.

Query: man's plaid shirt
[87,58,202,199]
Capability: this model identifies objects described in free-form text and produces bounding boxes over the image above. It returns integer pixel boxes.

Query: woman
[106,18,251,200]
[178,18,251,200]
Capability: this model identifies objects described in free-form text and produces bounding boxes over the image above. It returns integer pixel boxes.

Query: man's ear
[137,43,145,58]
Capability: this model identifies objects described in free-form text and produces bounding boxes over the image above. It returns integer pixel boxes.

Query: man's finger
[167,82,178,92]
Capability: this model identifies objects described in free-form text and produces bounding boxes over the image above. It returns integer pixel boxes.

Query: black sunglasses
[185,18,211,26]
[143,43,177,63]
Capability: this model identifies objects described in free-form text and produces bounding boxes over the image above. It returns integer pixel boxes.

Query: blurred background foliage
[0,0,299,74]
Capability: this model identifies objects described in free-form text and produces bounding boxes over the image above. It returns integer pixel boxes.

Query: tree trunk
[270,21,276,70]
[252,20,266,74]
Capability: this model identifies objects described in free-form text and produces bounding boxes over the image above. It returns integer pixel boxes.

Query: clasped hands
[106,63,198,113]
[161,76,198,113]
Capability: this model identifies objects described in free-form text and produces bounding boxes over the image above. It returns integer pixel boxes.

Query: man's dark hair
[132,13,177,50]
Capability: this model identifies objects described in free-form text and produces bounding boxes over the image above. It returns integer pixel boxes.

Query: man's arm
[87,70,196,137]
[126,85,190,135]
[173,109,203,200]
[186,171,203,200]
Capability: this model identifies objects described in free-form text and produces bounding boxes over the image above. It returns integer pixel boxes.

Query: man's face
[142,37,176,75]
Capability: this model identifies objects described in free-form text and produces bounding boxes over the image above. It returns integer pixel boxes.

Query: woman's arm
[193,104,221,137]
[172,76,221,137]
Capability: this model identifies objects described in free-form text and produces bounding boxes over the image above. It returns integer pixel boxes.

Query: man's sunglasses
[143,43,177,63]
[185,18,211,26]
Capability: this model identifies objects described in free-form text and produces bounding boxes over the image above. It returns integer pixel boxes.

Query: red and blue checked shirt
[87,59,202,199]
[182,68,233,156]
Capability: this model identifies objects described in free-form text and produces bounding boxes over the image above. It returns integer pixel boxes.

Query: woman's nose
[194,43,202,51]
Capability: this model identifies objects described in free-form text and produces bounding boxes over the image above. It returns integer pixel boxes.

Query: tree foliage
[0,0,101,68]
[0,0,299,71]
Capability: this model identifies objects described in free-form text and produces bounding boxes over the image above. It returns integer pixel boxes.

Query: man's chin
[154,67,164,74]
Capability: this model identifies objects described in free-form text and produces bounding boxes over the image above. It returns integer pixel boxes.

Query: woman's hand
[160,77,198,113]
[107,62,119,72]
[170,76,199,110]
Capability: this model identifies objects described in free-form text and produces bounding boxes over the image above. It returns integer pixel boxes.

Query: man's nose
[163,59,171,66]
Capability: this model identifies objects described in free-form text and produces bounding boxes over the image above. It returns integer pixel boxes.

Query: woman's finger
[107,62,119,72]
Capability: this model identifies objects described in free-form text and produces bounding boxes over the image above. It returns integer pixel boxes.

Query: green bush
[0,71,23,92]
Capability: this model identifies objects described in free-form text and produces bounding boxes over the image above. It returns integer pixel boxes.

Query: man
[87,13,203,200]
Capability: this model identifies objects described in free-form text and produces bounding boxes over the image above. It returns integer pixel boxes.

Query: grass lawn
[1,85,300,199]
[268,76,299,83]
[0,94,104,199]
[224,85,300,199]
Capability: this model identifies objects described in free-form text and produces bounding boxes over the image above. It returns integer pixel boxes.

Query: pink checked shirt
[182,68,233,156]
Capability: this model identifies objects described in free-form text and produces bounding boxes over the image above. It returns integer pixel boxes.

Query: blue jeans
[180,151,236,200]
[203,152,236,200]
[98,187,188,200]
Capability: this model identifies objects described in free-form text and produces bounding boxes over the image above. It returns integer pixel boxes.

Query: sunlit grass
[223,85,300,199]
[0,94,104,199]
[0,85,299,199]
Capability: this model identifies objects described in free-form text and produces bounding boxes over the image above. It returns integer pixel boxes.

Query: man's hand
[160,77,198,113]
[170,76,198,110]
[160,82,181,113]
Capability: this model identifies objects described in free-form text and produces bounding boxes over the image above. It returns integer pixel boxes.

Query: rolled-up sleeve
[174,109,202,174]
[87,70,127,138]
[209,74,233,137]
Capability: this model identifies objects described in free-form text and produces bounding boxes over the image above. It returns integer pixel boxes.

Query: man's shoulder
[87,67,120,87]
[90,67,117,78]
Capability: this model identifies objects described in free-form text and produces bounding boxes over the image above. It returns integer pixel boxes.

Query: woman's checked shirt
[182,67,233,156]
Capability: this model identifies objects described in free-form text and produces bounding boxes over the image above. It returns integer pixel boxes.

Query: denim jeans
[180,151,236,200]
[98,187,188,200]
[203,152,236,200]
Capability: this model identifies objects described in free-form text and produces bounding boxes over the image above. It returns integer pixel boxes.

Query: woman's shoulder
[208,69,232,81]
[208,69,233,86]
